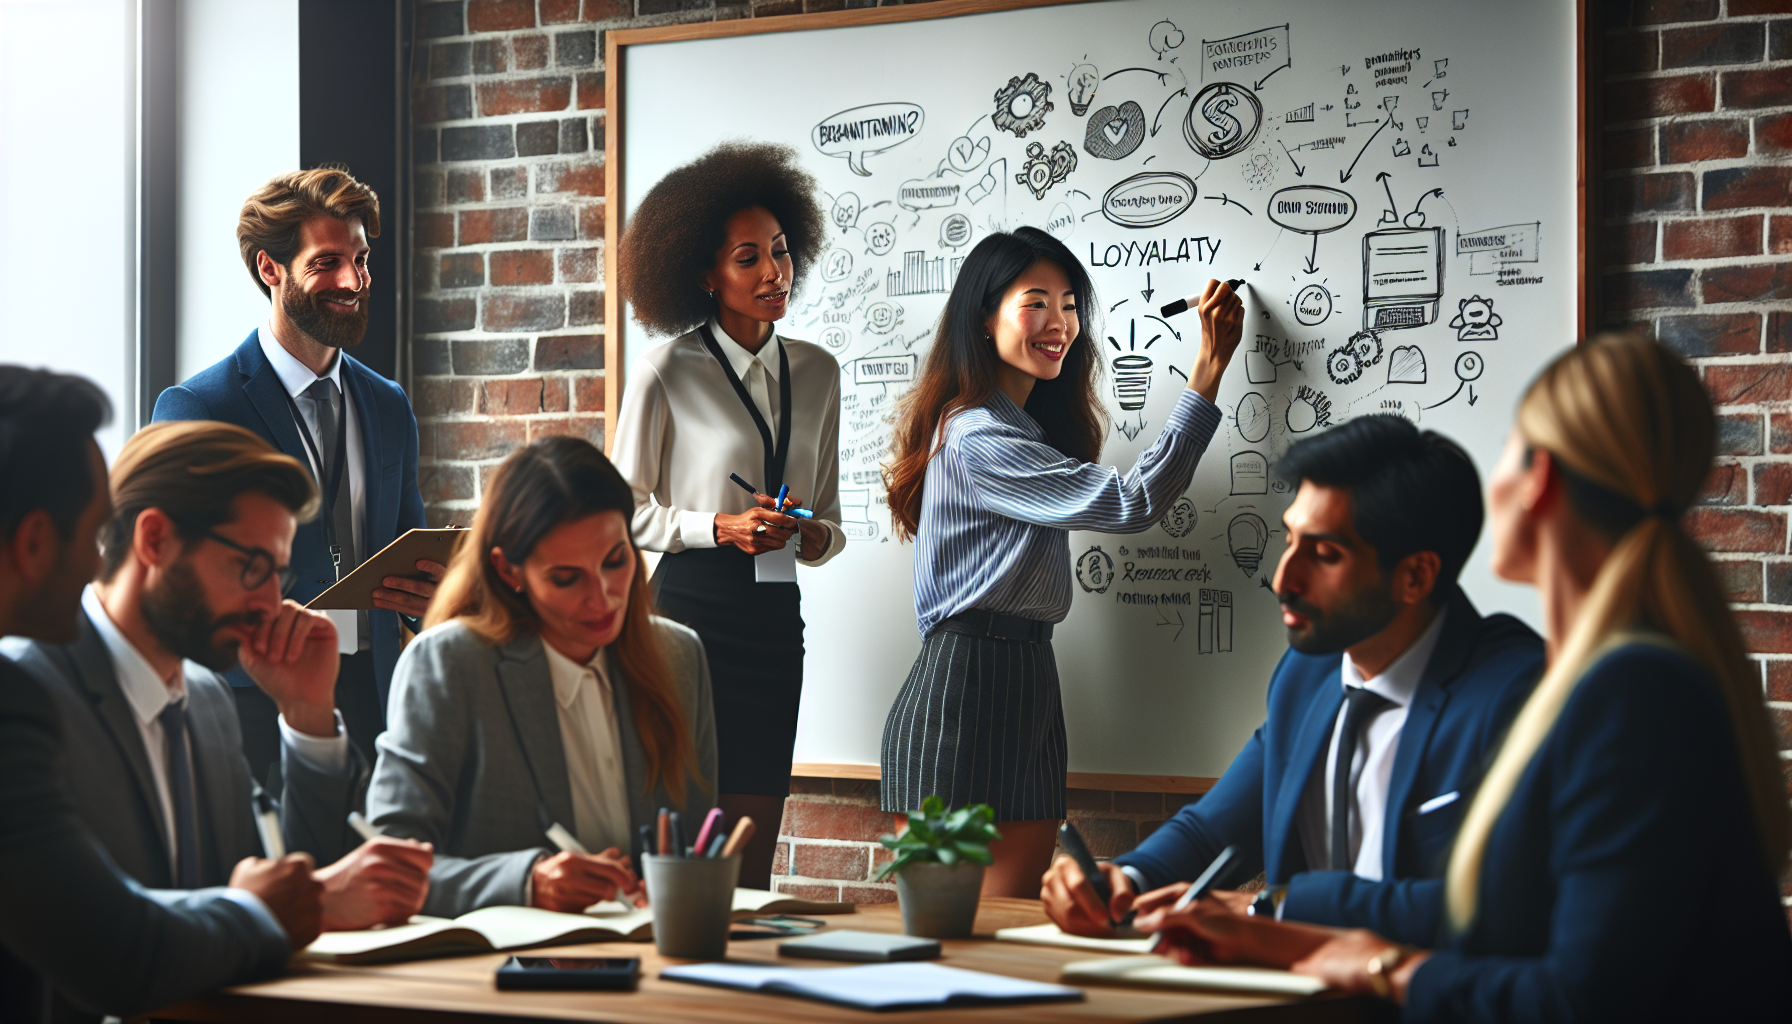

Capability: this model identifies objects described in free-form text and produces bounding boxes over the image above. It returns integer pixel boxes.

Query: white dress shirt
[1295,606,1449,881]
[258,324,368,650]
[611,319,846,566]
[81,587,351,862]
[541,640,634,855]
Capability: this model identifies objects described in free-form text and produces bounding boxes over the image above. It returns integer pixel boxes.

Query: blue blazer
[1113,588,1543,938]
[1406,642,1792,1022]
[152,331,427,710]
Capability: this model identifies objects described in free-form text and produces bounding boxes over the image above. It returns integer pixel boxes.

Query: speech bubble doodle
[819,326,851,352]
[812,103,925,176]
[1149,20,1185,57]
[820,248,854,283]
[1266,185,1358,234]
[1101,171,1197,229]
[1044,202,1075,240]
[849,353,917,385]
[897,177,962,211]
[865,300,904,334]
[946,134,990,173]
[939,213,973,250]
[830,193,861,231]
[864,222,897,256]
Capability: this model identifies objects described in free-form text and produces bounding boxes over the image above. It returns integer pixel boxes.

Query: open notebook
[306,889,852,965]
[1061,956,1327,997]
[661,962,1082,1011]
[994,923,1156,955]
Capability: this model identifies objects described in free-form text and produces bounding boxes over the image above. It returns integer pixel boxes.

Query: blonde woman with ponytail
[1139,335,1792,1020]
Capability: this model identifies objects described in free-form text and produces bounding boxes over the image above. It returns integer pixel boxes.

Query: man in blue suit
[1042,416,1544,941]
[154,167,439,782]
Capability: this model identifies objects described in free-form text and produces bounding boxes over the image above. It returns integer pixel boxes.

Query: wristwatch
[1246,885,1286,918]
[1365,944,1409,999]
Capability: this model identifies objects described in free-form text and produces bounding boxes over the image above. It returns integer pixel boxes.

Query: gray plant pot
[895,860,985,938]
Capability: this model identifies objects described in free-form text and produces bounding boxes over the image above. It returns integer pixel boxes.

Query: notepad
[306,888,853,964]
[660,962,1083,1011]
[994,923,1156,955]
[778,930,940,962]
[1060,955,1327,997]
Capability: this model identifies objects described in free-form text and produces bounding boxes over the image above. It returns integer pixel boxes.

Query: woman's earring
[514,585,525,596]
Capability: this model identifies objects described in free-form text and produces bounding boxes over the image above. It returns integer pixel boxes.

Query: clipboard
[306,528,467,611]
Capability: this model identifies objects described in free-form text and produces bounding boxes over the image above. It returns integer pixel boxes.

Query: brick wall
[1595,0,1792,916]
[407,0,1792,909]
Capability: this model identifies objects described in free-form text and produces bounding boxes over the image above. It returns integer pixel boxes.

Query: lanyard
[699,324,792,496]
[280,382,350,578]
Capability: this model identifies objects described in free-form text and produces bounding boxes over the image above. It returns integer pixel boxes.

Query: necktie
[307,378,366,644]
[1330,687,1392,872]
[159,701,203,888]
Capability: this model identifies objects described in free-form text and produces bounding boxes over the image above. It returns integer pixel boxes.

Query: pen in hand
[1150,845,1238,954]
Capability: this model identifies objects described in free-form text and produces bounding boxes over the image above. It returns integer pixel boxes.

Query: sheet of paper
[326,609,358,654]
[995,923,1155,955]
[1060,955,1327,997]
[754,544,797,583]
[662,962,1080,1010]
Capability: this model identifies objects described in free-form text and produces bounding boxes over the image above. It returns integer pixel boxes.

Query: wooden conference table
[143,899,1394,1024]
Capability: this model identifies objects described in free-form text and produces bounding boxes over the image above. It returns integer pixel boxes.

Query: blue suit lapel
[1379,590,1481,879]
[232,332,309,467]
[1266,663,1344,879]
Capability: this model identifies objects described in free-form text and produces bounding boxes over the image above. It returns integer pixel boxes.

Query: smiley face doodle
[864,301,904,334]
[865,222,897,256]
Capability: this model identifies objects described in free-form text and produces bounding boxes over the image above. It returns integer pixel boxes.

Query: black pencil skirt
[653,546,805,797]
[878,625,1067,822]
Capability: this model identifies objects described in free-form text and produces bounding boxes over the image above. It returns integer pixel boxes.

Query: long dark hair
[884,227,1106,539]
[426,436,702,804]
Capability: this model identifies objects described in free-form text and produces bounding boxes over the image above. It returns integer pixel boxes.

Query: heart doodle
[1082,101,1145,160]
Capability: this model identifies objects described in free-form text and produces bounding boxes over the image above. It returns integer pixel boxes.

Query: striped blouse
[912,388,1222,636]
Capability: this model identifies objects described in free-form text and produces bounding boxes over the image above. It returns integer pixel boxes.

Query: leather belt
[934,609,1054,643]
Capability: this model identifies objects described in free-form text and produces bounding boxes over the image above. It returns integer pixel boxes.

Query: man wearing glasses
[1,420,433,941]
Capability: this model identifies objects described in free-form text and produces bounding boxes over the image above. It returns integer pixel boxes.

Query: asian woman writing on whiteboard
[878,227,1244,895]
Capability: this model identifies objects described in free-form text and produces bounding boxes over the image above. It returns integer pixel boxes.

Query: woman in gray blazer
[368,437,717,917]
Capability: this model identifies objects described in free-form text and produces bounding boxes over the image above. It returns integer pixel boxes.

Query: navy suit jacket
[1406,642,1792,1022]
[1113,589,1543,938]
[152,331,427,710]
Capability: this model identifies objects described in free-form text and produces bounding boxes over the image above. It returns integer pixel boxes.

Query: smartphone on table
[495,956,641,991]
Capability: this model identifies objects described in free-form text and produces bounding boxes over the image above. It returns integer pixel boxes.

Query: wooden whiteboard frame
[603,0,1592,792]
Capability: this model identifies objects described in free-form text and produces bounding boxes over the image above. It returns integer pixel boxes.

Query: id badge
[754,545,797,583]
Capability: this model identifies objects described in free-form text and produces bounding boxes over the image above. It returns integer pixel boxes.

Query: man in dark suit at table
[0,366,320,1022]
[1042,416,1546,943]
[154,166,441,782]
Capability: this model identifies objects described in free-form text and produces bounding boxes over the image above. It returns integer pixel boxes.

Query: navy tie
[1331,687,1392,872]
[159,701,203,888]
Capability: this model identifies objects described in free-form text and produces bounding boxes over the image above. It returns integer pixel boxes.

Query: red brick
[537,160,601,197]
[458,208,529,245]
[1771,311,1792,353]
[1662,215,1761,260]
[1113,791,1163,815]
[570,290,602,326]
[1757,463,1792,507]
[1703,167,1792,211]
[542,377,569,412]
[1604,74,1715,122]
[573,375,604,411]
[1633,0,1718,23]
[1685,507,1787,553]
[484,293,565,332]
[1658,313,1759,357]
[1744,610,1792,654]
[417,298,476,334]
[577,72,605,110]
[1658,118,1748,164]
[578,203,604,240]
[418,463,475,505]
[1760,112,1792,156]
[1702,262,1792,304]
[558,247,599,283]
[513,34,549,70]
[477,77,571,117]
[541,0,580,23]
[536,334,603,371]
[480,378,545,416]
[439,252,484,289]
[467,0,534,32]
[585,0,631,17]
[489,248,554,286]
[1604,172,1695,214]
[791,844,869,881]
[1775,217,1792,255]
[413,377,476,417]
[1604,127,1655,169]
[755,0,803,14]
[1605,268,1694,310]
[1707,363,1792,404]
[424,419,527,461]
[445,168,485,205]
[1772,413,1792,453]
[1601,222,1656,265]
[1660,23,1765,68]
[1713,558,1764,602]
[413,84,472,124]
[840,885,897,906]
[1700,462,1747,505]
[1604,31,1659,74]
[1065,814,1138,859]
[783,801,897,842]
[417,212,455,248]
[771,842,789,877]
[526,415,604,445]
[772,881,841,902]
[1722,67,1792,109]
[1731,0,1792,12]
[1767,660,1792,702]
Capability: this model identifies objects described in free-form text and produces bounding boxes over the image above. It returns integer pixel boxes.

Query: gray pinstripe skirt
[878,629,1067,821]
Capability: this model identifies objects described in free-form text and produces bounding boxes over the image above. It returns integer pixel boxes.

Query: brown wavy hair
[883,227,1106,540]
[425,437,703,804]
[618,141,825,336]
[238,165,381,298]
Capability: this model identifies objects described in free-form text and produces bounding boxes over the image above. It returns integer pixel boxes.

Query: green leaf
[905,818,937,843]
[943,808,973,835]
[936,845,958,865]
[957,842,994,865]
[919,795,945,817]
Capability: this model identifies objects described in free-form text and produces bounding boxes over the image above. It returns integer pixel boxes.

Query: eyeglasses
[200,529,297,596]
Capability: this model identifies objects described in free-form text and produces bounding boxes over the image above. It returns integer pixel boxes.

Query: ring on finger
[755,524,768,534]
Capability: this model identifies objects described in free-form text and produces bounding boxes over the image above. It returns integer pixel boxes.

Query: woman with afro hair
[611,142,843,887]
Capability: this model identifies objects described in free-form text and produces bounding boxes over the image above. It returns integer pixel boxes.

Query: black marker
[728,471,815,519]
[1159,279,1247,318]
[730,473,759,496]
[1057,821,1115,925]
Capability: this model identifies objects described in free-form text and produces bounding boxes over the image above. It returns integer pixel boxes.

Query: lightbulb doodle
[1066,63,1100,116]
[1107,320,1160,411]
[1226,513,1269,578]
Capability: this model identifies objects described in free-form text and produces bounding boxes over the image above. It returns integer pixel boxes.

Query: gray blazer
[367,617,718,917]
[1,609,369,890]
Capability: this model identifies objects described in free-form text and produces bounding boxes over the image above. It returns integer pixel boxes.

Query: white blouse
[541,641,633,855]
[611,319,845,566]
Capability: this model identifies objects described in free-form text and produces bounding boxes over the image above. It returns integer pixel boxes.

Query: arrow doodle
[1253,228,1286,272]
[1207,192,1252,213]
[1145,314,1182,341]
[1303,233,1321,274]
[1142,274,1155,302]
[1425,380,1468,410]
[1279,139,1306,177]
[1156,608,1186,642]
[1341,118,1393,182]
[1150,88,1189,137]
[1377,172,1399,225]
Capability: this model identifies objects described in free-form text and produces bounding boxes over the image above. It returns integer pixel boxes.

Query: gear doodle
[1326,344,1363,385]
[1016,140,1077,199]
[993,72,1054,138]
[1349,329,1383,368]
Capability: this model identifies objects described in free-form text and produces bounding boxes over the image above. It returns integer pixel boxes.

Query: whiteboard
[616,0,1581,778]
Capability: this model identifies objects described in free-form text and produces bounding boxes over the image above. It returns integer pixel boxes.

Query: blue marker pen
[774,484,790,511]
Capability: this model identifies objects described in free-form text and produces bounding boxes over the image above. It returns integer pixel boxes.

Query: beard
[1280,577,1399,655]
[282,280,369,349]
[140,558,265,672]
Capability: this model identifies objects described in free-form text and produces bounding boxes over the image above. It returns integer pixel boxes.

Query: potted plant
[875,796,1002,938]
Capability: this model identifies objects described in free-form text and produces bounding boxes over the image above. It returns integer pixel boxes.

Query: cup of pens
[642,809,752,959]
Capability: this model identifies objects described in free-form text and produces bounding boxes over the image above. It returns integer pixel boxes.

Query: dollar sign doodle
[1202,91,1242,148]
[1183,82,1263,159]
